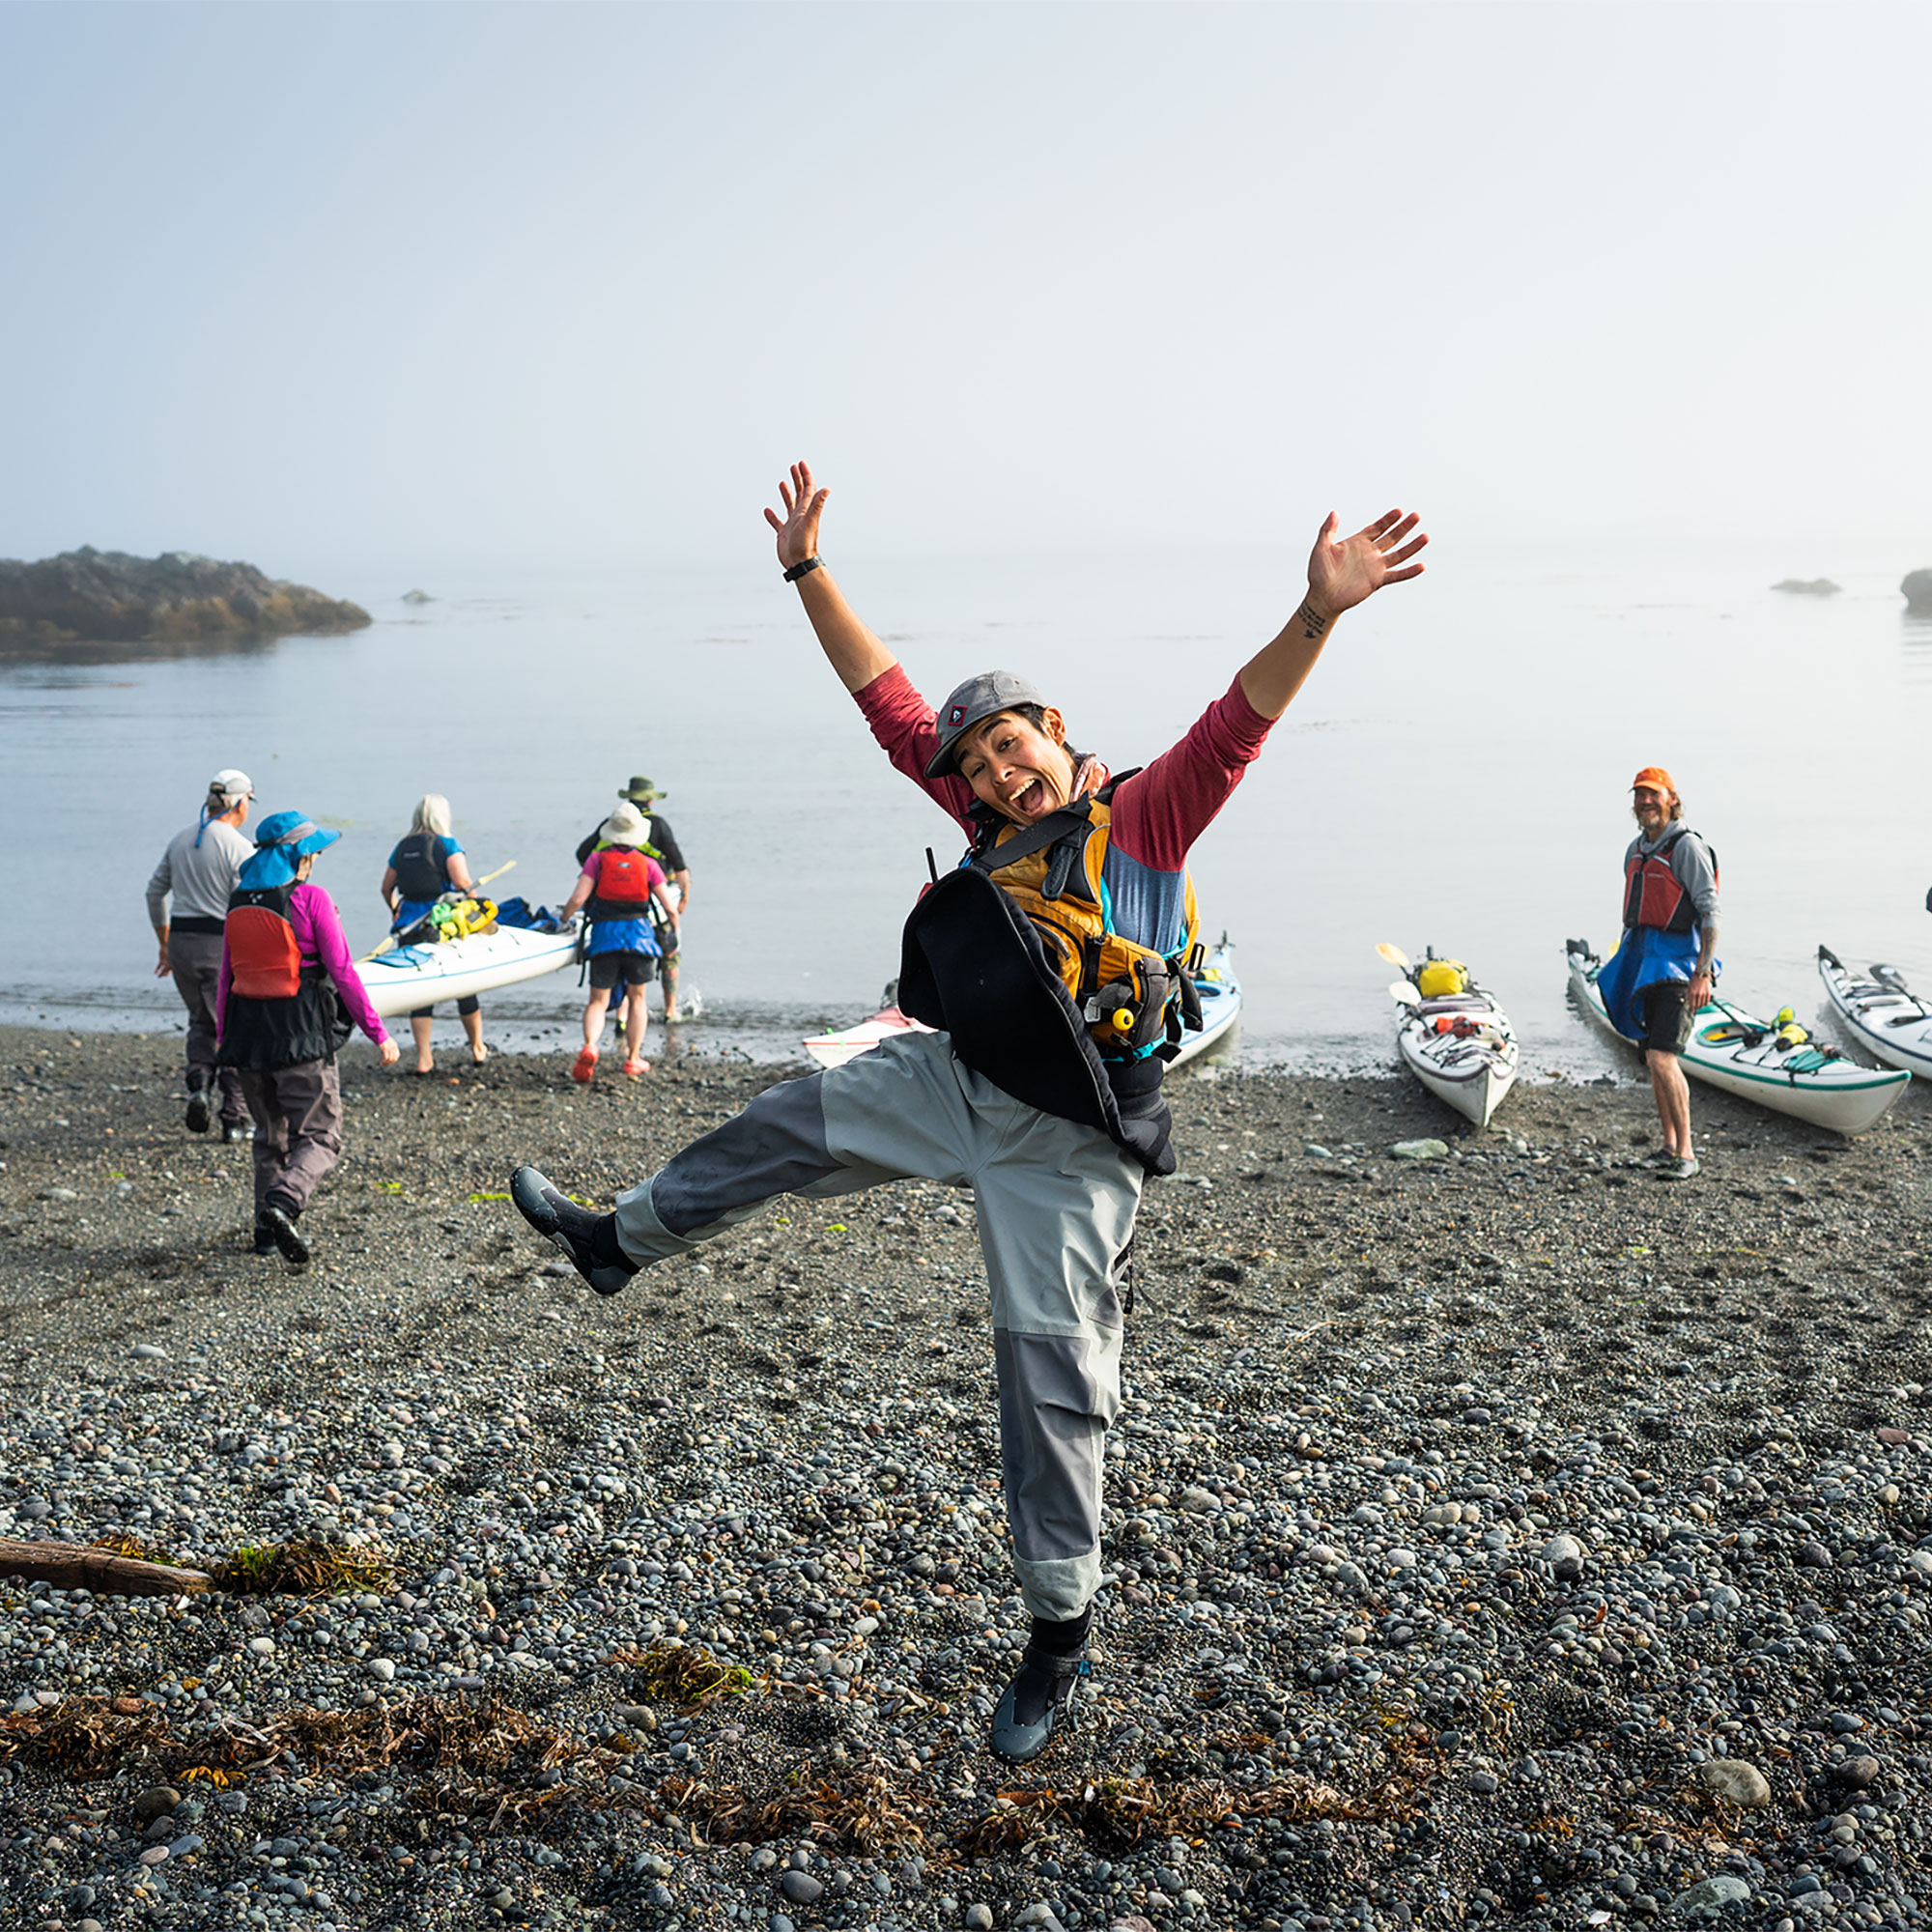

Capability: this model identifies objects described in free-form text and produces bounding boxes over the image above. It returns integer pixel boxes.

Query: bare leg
[623,984,651,1070]
[1646,1049,1692,1158]
[411,1014,434,1074]
[462,1007,487,1064]
[661,953,680,1022]
[582,990,611,1051]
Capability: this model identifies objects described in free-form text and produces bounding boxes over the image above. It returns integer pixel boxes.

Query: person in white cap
[514,460,1426,1766]
[146,769,256,1139]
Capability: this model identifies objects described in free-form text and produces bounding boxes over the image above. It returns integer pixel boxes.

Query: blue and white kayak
[803,938,1242,1072]
[1567,938,1909,1135]
[1818,947,1932,1079]
[357,923,580,1019]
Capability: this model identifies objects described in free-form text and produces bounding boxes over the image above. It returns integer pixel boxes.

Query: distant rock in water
[1771,578,1841,597]
[0,547,371,645]
[1904,568,1932,614]
[401,588,434,605]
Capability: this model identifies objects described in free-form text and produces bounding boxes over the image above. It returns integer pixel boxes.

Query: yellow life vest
[971,785,1201,1059]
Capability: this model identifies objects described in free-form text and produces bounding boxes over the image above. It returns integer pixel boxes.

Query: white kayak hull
[358,925,581,1019]
[1818,947,1932,1078]
[802,941,1242,1073]
[1567,940,1909,1136]
[1393,978,1519,1127]
[803,1007,935,1069]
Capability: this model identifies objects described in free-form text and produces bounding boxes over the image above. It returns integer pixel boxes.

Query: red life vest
[218,884,350,1071]
[226,887,306,997]
[1623,827,1718,935]
[584,845,654,923]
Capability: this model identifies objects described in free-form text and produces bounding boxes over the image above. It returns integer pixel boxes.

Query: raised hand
[763,461,830,570]
[1306,508,1428,617]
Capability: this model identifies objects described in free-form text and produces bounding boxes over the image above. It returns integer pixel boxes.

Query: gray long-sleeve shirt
[147,817,253,928]
[1622,820,1719,925]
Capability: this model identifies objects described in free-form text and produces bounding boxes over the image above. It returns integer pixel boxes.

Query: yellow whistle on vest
[1109,1006,1136,1035]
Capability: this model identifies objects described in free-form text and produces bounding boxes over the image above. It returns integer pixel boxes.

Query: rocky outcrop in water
[0,547,370,644]
[1770,577,1840,597]
[1903,568,1932,614]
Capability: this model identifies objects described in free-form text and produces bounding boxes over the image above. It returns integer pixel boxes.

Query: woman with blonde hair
[380,793,486,1073]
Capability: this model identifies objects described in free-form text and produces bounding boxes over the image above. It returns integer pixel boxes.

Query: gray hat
[923,670,1049,780]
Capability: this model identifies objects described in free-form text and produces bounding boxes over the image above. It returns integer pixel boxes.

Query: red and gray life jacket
[584,845,656,923]
[217,883,350,1071]
[1623,827,1719,935]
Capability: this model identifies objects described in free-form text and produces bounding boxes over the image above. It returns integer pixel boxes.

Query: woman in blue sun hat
[216,810,399,1267]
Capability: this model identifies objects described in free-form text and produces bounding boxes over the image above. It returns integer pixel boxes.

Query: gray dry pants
[239,1058,344,1218]
[613,1030,1140,1621]
[168,929,245,1125]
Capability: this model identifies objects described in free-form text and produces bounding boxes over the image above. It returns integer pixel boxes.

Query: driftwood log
[0,1537,211,1597]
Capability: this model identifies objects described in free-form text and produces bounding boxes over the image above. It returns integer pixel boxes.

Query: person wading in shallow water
[576,777,693,1024]
[1594,767,1720,1181]
[511,460,1426,1763]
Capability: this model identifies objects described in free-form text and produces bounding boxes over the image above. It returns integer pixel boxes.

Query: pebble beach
[3,1024,1931,1932]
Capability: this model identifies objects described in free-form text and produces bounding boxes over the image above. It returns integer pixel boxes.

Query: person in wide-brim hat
[574,777,694,1021]
[216,810,399,1270]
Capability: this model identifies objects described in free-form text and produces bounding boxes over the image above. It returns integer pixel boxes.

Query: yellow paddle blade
[1377,941,1410,970]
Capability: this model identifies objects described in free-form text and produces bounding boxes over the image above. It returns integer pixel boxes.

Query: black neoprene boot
[260,1201,308,1269]
[510,1167,639,1295]
[989,1605,1093,1764]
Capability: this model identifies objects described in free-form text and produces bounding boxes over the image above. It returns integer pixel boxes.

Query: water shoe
[571,1047,599,1084]
[989,1608,1093,1764]
[509,1166,638,1295]
[185,1091,213,1134]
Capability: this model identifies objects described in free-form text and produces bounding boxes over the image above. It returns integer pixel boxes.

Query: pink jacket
[216,881,389,1047]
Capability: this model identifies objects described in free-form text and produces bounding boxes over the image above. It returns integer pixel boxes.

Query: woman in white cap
[145,769,256,1139]
[513,460,1426,1765]
[555,800,681,1080]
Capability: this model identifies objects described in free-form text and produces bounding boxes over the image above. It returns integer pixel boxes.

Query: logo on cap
[946,703,967,726]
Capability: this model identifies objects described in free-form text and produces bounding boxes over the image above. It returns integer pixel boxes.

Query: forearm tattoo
[1294,601,1330,641]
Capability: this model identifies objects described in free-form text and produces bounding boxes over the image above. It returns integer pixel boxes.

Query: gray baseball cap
[923,669,1049,780]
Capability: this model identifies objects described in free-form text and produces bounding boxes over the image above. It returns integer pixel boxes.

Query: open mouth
[1010,778,1045,817]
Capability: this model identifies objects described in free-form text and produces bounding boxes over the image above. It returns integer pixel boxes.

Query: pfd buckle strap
[970,799,1093,875]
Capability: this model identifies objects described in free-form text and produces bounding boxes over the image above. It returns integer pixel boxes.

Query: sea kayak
[1818,947,1932,1078]
[803,938,1243,1073]
[1567,938,1909,1135]
[358,923,581,1020]
[1388,957,1519,1127]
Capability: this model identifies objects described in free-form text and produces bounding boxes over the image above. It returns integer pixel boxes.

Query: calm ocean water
[5,537,1930,1082]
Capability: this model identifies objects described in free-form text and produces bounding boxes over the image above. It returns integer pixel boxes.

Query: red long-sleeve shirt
[854,666,1275,951]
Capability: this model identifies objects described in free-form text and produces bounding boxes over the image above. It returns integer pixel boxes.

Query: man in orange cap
[1596,767,1719,1179]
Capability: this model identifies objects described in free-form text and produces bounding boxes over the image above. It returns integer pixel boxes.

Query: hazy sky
[3,1,1927,579]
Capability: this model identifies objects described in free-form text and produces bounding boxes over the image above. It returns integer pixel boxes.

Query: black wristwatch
[782,555,823,583]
